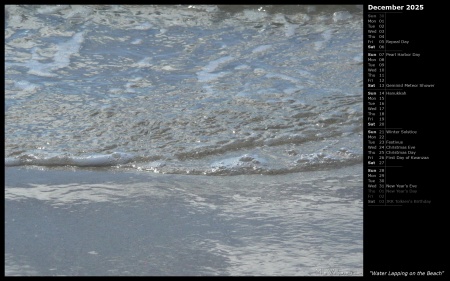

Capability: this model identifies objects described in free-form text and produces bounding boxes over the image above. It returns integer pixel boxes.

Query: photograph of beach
[5,5,363,276]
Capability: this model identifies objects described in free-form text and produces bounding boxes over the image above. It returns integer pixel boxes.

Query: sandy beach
[5,165,363,276]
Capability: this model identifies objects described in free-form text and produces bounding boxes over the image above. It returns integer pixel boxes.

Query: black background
[364,1,446,277]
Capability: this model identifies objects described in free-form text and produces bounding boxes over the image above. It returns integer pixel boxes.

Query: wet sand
[5,166,363,276]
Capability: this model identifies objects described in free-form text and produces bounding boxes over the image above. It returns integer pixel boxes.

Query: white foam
[161,65,178,71]
[70,152,134,166]
[201,56,233,73]
[294,150,361,167]
[196,56,234,82]
[252,44,272,54]
[333,11,353,22]
[242,9,267,22]
[352,53,363,65]
[157,29,167,36]
[286,13,310,24]
[26,48,56,77]
[14,80,40,93]
[36,5,68,14]
[131,39,143,45]
[53,32,84,67]
[132,57,153,68]
[26,32,84,77]
[5,152,135,168]
[137,161,166,173]
[253,68,266,75]
[132,22,153,30]
[235,64,250,70]
[211,154,267,174]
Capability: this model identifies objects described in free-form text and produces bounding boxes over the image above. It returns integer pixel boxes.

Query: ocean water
[5,5,363,276]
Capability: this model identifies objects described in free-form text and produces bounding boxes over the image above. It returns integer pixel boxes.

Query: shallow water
[5,5,363,176]
[5,5,363,276]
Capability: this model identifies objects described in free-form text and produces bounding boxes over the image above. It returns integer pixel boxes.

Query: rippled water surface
[5,4,363,176]
[5,5,363,276]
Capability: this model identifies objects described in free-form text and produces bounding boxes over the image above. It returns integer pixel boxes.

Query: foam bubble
[70,152,134,167]
[136,161,166,173]
[210,154,268,175]
[294,150,361,168]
